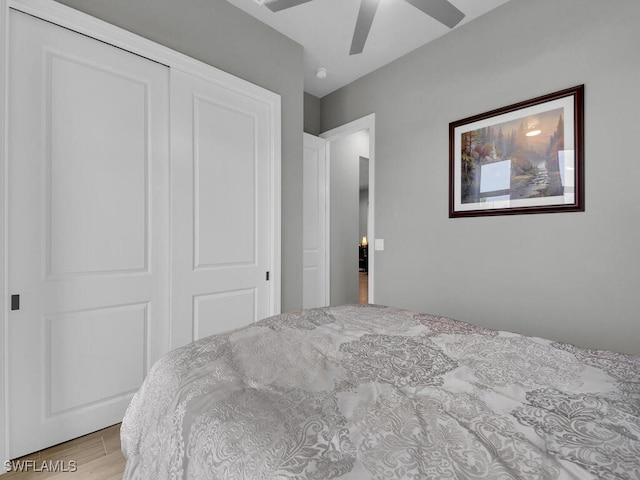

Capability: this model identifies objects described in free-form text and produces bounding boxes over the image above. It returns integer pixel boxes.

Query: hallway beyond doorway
[359,272,368,304]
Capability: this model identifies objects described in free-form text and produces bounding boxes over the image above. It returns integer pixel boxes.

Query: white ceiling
[225,0,512,97]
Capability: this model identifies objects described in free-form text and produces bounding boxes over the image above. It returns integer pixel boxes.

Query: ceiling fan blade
[265,0,314,13]
[350,0,380,55]
[404,0,465,28]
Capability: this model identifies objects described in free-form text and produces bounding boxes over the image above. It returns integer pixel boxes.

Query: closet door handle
[11,294,20,311]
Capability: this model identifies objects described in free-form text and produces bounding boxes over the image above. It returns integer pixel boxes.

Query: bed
[121,304,640,479]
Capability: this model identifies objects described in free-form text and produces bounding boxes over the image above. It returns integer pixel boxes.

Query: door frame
[320,113,376,305]
[0,0,7,467]
[0,0,281,464]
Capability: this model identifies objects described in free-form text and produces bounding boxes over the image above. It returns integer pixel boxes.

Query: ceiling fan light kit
[261,0,466,54]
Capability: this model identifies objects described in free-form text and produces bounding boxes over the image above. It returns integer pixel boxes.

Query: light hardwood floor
[359,272,368,304]
[3,424,125,480]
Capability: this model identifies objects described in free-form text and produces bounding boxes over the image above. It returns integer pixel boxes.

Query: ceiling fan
[258,0,465,55]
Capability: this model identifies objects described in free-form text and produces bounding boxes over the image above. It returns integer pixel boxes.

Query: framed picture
[449,85,584,218]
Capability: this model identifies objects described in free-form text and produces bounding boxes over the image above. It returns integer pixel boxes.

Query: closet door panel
[171,69,272,349]
[7,10,170,458]
[194,96,256,267]
[49,54,148,275]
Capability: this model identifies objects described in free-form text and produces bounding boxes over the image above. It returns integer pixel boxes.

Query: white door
[7,11,170,458]
[170,69,273,348]
[303,133,328,308]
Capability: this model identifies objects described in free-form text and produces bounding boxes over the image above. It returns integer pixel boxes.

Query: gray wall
[304,92,321,135]
[321,0,640,355]
[55,0,305,312]
[330,135,361,305]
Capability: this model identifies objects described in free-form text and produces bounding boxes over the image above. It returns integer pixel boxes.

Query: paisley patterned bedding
[121,305,640,479]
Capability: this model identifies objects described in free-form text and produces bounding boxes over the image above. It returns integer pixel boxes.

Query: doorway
[359,156,369,304]
[324,131,369,305]
[320,114,376,306]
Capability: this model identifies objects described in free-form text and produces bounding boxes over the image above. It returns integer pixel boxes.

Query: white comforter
[121,305,640,479]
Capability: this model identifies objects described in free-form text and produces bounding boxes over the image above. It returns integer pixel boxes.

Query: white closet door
[170,69,273,349]
[7,11,170,458]
[303,133,328,308]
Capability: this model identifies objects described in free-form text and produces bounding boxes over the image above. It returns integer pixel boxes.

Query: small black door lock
[11,294,20,311]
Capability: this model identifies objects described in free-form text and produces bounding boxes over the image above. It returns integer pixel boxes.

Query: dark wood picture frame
[449,85,584,218]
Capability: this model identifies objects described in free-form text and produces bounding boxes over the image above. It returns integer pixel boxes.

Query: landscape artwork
[449,85,584,218]
[460,108,565,204]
